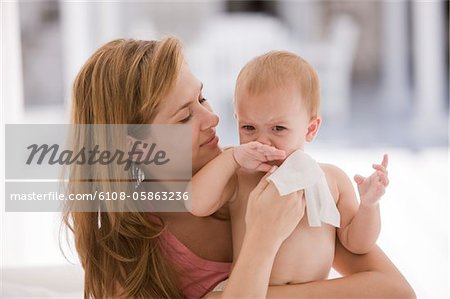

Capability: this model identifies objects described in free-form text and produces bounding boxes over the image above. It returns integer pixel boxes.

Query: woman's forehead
[154,64,202,121]
[176,64,202,100]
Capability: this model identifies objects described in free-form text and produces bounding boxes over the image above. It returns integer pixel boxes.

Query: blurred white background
[1,0,449,298]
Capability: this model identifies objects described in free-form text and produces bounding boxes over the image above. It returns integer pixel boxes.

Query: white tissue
[267,150,340,228]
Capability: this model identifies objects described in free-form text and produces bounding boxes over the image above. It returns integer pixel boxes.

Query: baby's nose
[256,134,272,146]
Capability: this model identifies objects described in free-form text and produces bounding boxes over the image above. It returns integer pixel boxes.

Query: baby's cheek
[280,145,305,159]
[284,138,307,155]
[238,134,252,145]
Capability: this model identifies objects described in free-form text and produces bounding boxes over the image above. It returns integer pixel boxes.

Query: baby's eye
[241,125,255,131]
[273,126,287,132]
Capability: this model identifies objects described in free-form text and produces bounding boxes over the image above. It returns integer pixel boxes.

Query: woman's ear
[126,136,144,162]
[126,136,134,152]
[305,117,321,142]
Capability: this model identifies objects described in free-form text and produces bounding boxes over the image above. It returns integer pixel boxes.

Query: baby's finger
[255,143,271,152]
[376,171,390,186]
[376,170,385,178]
[265,153,287,161]
[259,144,286,157]
[237,143,266,160]
[381,154,389,168]
[372,164,388,175]
[245,141,262,151]
[256,147,274,159]
[354,174,365,185]
[245,147,268,161]
[256,163,273,172]
[379,173,389,186]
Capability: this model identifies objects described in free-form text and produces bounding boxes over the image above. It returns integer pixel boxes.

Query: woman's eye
[242,125,255,131]
[273,126,287,131]
[199,97,207,104]
[179,114,192,123]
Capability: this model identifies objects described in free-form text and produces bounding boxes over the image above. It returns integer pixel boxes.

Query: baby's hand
[233,141,286,172]
[354,154,389,206]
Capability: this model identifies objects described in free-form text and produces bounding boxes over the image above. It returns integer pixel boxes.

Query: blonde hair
[62,38,185,298]
[235,51,320,117]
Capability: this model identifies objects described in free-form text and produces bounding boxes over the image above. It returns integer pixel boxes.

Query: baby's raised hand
[233,141,286,172]
[354,154,390,206]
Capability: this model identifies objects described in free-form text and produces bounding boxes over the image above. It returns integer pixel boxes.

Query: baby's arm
[336,154,389,254]
[188,148,238,217]
[188,142,286,217]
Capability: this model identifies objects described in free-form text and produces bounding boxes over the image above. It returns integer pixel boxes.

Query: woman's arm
[207,239,415,299]
[203,230,279,299]
[265,239,415,299]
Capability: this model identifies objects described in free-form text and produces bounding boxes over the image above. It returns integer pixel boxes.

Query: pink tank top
[159,229,231,299]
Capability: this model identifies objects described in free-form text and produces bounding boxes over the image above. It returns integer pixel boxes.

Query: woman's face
[153,63,221,174]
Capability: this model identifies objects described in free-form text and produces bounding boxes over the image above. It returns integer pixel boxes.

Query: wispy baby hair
[235,51,320,117]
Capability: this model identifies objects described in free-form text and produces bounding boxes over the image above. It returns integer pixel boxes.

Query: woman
[63,37,415,298]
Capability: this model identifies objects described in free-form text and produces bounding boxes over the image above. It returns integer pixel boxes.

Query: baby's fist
[233,141,286,172]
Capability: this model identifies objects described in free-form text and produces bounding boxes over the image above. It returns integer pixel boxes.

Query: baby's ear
[306,117,321,142]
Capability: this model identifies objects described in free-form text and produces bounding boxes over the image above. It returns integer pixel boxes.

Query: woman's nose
[200,109,219,131]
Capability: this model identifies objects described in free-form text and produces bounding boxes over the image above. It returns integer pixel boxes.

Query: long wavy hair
[62,37,185,298]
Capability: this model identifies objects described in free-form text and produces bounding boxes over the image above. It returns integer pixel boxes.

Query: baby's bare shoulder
[319,163,347,178]
[318,163,352,199]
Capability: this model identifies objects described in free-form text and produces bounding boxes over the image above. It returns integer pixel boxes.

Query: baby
[188,51,389,285]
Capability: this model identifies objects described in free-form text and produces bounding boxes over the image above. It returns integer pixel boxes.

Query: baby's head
[234,51,321,157]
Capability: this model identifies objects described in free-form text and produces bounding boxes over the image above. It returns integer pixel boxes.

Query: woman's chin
[192,145,222,174]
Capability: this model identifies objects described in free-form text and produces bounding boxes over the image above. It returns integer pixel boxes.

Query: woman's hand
[245,167,305,248]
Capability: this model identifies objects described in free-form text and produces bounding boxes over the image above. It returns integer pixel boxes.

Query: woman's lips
[201,134,219,147]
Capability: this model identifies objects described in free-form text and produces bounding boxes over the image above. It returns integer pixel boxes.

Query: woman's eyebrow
[171,82,204,118]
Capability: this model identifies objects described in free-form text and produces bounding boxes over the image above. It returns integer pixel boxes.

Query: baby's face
[235,85,318,158]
